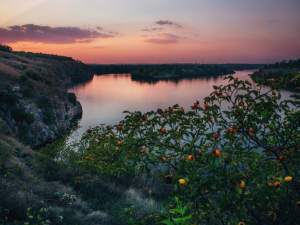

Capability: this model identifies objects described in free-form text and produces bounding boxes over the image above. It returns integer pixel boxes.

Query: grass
[0,132,169,225]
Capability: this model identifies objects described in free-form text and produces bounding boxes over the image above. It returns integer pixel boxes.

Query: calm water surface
[67,70,295,139]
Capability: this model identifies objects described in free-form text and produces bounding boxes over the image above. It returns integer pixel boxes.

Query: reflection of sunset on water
[67,70,295,138]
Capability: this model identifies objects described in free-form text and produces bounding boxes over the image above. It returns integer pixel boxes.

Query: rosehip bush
[78,74,300,224]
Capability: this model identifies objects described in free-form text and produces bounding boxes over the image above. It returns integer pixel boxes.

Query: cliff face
[0,50,91,147]
[0,95,82,147]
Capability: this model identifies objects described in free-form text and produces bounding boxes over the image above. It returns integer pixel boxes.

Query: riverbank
[0,48,93,147]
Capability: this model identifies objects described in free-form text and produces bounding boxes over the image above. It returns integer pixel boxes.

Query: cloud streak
[142,28,164,32]
[144,33,184,44]
[90,46,105,49]
[0,24,113,44]
[155,20,182,28]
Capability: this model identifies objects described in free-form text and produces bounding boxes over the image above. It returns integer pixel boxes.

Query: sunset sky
[0,0,299,64]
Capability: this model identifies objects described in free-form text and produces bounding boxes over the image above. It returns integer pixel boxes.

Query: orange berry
[274,181,281,188]
[213,149,221,157]
[188,155,195,161]
[284,176,292,182]
[157,108,163,115]
[162,157,167,162]
[204,103,209,109]
[161,128,166,133]
[179,179,186,185]
[237,180,245,189]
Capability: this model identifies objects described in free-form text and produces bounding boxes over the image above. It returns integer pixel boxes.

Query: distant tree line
[253,58,300,89]
[0,44,79,62]
[130,64,235,78]
[263,59,300,69]
[14,51,75,61]
[0,44,13,52]
[92,64,235,78]
[209,63,266,70]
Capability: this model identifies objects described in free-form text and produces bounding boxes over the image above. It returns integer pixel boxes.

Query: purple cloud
[0,24,113,44]
[144,39,178,44]
[155,20,182,28]
[144,33,184,44]
[142,28,164,32]
[96,26,103,30]
[108,31,119,35]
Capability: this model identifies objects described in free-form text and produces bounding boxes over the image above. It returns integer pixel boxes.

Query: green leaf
[169,209,182,214]
[175,197,183,211]
[260,111,268,118]
[163,198,172,208]
[278,92,281,100]
[160,219,174,225]
[213,159,220,168]
[290,94,300,99]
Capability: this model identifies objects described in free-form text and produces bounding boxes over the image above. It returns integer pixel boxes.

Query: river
[67,70,295,139]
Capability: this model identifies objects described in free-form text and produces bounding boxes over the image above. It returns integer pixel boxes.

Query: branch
[246,204,265,225]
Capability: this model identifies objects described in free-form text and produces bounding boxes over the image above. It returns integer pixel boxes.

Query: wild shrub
[21,86,34,98]
[11,107,35,124]
[79,73,300,224]
[19,74,29,81]
[25,68,42,81]
[45,79,53,86]
[37,96,52,110]
[43,110,53,125]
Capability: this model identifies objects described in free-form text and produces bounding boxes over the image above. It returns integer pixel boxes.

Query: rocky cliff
[0,94,82,147]
[0,50,92,147]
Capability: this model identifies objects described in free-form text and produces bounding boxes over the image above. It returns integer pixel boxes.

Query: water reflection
[67,70,294,139]
[131,74,226,85]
